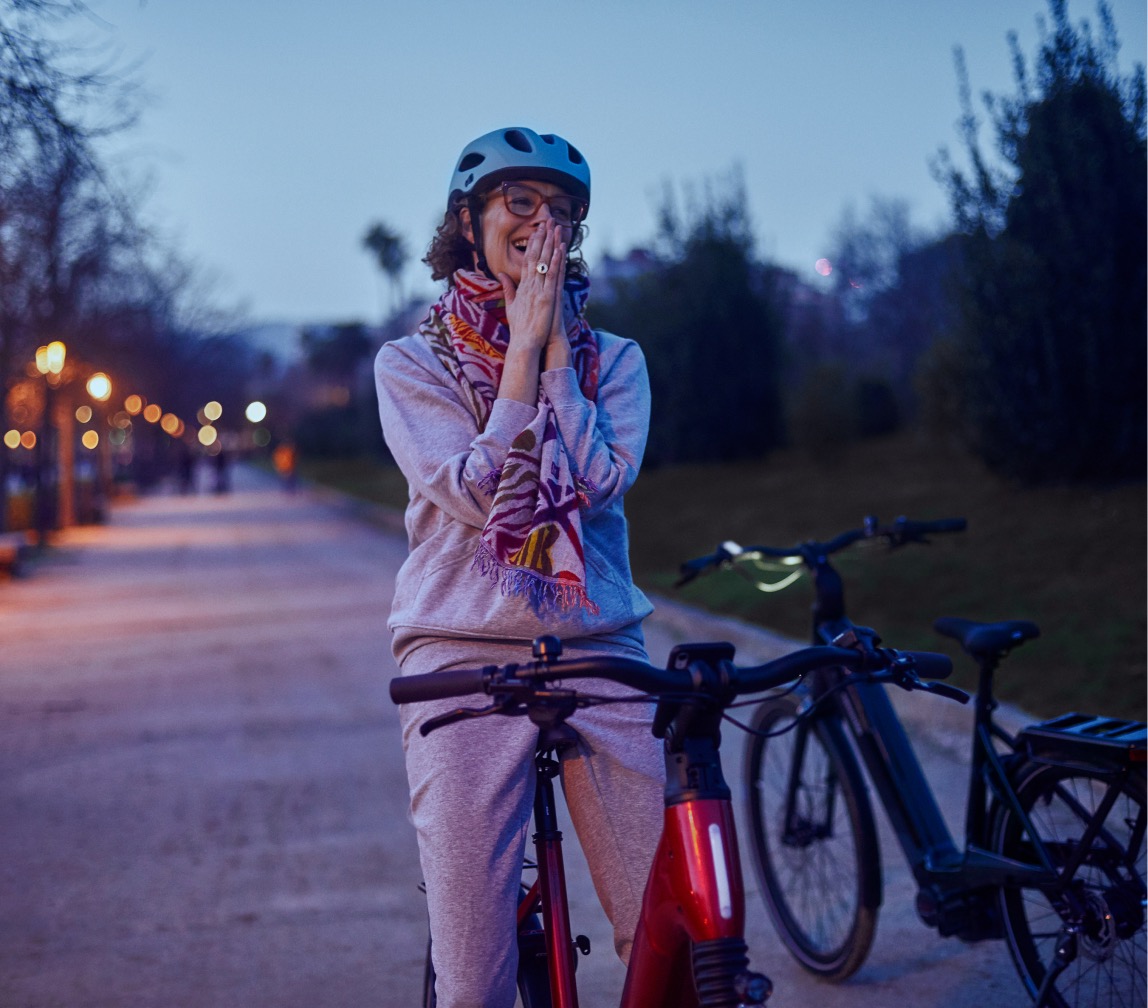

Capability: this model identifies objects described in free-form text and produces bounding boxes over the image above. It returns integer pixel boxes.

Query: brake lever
[880,659,971,705]
[419,696,527,736]
[915,679,972,705]
[673,569,698,589]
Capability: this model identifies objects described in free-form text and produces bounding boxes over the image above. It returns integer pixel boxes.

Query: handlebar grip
[389,667,489,704]
[676,542,740,587]
[906,650,954,680]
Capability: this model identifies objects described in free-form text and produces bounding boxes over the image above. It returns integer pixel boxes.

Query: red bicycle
[390,633,956,1006]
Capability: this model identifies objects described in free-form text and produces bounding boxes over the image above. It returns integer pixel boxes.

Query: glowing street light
[32,341,66,546]
[85,372,114,517]
[86,372,112,402]
[35,340,67,377]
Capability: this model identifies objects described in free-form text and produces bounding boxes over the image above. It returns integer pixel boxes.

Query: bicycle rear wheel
[991,760,1146,1008]
[743,696,881,980]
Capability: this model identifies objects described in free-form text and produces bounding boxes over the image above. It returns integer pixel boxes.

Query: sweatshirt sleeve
[375,338,537,529]
[539,333,650,518]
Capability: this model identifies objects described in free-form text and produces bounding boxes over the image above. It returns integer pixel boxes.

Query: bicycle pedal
[573,934,590,956]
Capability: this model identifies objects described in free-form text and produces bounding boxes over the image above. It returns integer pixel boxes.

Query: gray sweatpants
[395,634,666,1008]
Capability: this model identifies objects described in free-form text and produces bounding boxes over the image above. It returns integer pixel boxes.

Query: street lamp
[36,340,67,381]
[86,372,111,403]
[32,341,66,547]
[85,372,113,519]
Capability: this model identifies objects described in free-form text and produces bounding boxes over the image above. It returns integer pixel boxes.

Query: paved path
[0,469,1027,1006]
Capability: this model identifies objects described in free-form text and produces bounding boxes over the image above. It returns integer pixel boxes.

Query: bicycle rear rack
[1019,712,1147,770]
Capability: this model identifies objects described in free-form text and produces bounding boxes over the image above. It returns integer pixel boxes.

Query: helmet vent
[567,144,585,165]
[503,129,533,153]
[458,152,485,172]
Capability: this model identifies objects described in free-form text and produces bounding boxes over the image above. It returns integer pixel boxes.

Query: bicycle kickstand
[1034,924,1077,1008]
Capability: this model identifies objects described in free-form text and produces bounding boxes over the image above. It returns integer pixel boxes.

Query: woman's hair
[423,191,588,284]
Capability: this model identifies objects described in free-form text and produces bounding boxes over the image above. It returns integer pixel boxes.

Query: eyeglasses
[494,182,588,227]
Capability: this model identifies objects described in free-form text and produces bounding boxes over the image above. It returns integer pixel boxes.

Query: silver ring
[536,262,549,275]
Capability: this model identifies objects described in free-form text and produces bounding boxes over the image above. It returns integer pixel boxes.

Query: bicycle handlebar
[676,515,967,586]
[389,643,957,708]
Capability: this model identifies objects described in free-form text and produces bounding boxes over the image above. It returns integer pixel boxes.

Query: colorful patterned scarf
[420,269,601,615]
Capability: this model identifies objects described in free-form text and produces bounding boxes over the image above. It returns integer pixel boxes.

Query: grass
[298,433,1146,721]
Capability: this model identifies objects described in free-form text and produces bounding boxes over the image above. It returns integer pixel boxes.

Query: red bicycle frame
[520,642,769,1008]
[622,798,748,1006]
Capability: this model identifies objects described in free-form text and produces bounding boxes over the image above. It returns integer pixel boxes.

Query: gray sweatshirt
[375,328,654,646]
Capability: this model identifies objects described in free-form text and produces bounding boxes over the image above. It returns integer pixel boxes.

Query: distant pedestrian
[272,441,297,492]
[212,446,231,493]
[176,440,197,495]
[375,127,662,1008]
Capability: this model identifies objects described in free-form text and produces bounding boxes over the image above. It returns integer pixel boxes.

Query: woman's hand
[496,222,568,403]
[498,223,566,357]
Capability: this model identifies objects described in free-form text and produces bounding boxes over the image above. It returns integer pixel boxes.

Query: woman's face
[460,179,578,285]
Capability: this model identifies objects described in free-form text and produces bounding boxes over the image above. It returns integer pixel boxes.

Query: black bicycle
[678,516,1146,1008]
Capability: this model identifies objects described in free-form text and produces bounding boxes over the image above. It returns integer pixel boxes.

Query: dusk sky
[83,0,1147,326]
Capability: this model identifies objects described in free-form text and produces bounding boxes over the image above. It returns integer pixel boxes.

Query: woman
[376,127,664,1008]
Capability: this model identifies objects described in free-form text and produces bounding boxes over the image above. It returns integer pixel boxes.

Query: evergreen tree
[935,0,1146,482]
[590,176,785,466]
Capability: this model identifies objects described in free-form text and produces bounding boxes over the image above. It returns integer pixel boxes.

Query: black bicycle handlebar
[676,515,967,586]
[389,643,956,708]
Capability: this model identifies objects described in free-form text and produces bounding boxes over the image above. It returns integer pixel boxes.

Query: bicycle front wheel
[743,696,881,981]
[991,760,1146,1008]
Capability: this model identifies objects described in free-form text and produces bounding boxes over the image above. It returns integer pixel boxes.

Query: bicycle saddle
[932,617,1041,659]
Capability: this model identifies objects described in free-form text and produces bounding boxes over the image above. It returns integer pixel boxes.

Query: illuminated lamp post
[85,372,113,520]
[33,341,66,548]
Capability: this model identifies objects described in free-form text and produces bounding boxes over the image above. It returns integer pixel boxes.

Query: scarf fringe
[473,542,600,616]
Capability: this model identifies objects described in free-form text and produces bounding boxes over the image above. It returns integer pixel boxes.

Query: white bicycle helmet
[449,127,591,208]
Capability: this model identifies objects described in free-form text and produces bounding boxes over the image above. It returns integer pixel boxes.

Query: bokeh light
[161,413,183,436]
[81,430,100,450]
[3,430,20,449]
[86,372,112,402]
[20,431,36,449]
[815,258,833,277]
[124,394,144,415]
[203,401,222,422]
[143,404,162,423]
[245,401,267,423]
[197,424,218,447]
[75,404,93,424]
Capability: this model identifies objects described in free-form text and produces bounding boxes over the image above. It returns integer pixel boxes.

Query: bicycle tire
[421,888,553,1008]
[744,695,881,980]
[990,760,1146,1008]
